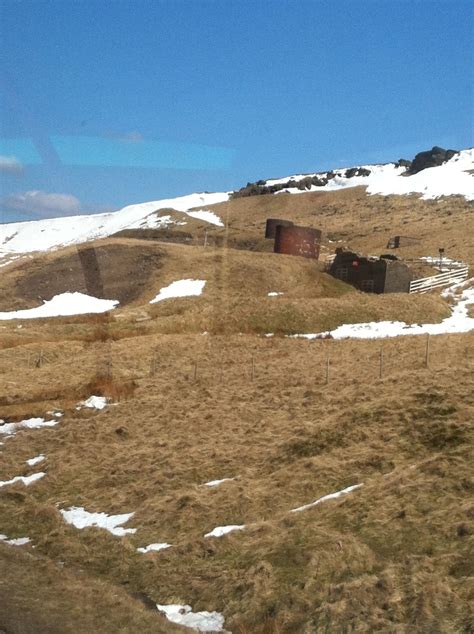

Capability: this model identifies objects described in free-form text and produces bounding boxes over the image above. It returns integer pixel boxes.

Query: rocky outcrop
[231,167,372,198]
[231,146,460,199]
[408,146,458,174]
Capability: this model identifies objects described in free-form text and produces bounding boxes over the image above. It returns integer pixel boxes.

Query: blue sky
[0,0,472,222]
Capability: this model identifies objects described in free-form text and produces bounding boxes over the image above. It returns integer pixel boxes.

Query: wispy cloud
[2,190,81,218]
[122,131,144,142]
[0,155,24,173]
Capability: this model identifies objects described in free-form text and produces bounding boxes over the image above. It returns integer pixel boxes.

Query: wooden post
[204,230,208,248]
[379,347,384,379]
[36,349,43,368]
[425,334,430,368]
[325,355,330,385]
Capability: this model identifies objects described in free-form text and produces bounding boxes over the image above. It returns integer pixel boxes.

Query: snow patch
[291,484,362,513]
[81,395,108,410]
[150,279,206,304]
[204,525,245,538]
[26,454,45,466]
[156,603,227,632]
[60,507,136,536]
[268,291,284,297]
[184,209,224,226]
[0,417,58,437]
[203,478,235,487]
[0,472,46,488]
[294,283,474,340]
[137,543,171,553]
[0,534,31,546]
[0,292,118,321]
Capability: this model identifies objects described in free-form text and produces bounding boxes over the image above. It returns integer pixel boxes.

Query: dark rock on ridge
[409,146,458,174]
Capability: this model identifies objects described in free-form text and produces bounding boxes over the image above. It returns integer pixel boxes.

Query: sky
[0,0,472,223]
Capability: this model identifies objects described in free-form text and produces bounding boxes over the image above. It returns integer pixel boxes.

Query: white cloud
[2,190,82,217]
[0,155,23,173]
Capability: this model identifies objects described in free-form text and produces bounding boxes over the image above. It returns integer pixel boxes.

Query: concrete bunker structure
[329,249,414,293]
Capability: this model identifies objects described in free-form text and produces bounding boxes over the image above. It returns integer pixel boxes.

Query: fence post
[325,355,330,385]
[425,334,430,368]
[36,349,43,368]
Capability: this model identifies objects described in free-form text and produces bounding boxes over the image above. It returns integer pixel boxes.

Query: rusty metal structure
[265,218,294,239]
[274,225,322,259]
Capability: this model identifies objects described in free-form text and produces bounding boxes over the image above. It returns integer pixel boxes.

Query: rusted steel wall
[265,218,294,239]
[274,225,321,259]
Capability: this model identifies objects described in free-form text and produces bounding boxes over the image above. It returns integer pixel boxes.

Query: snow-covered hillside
[0,192,229,259]
[265,148,474,199]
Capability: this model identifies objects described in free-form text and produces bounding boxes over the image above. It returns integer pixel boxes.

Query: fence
[409,267,469,294]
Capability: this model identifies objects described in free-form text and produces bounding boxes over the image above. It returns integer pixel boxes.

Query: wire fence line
[1,330,471,394]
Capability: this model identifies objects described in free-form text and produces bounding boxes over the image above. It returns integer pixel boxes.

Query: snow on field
[270,149,474,201]
[420,256,465,269]
[156,603,227,632]
[0,534,31,546]
[137,542,172,553]
[26,454,45,466]
[128,213,176,230]
[0,472,46,488]
[0,417,58,437]
[203,477,235,487]
[268,291,284,297]
[204,524,245,538]
[60,507,136,536]
[150,279,206,304]
[184,209,224,226]
[291,484,363,513]
[294,284,474,340]
[0,254,24,269]
[0,292,118,321]
[0,192,229,256]
[80,395,108,410]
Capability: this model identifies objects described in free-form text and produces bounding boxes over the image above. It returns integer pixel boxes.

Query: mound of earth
[0,242,164,312]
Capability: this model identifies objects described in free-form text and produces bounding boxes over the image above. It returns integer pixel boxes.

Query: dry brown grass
[209,187,474,266]
[0,329,473,632]
[0,545,182,633]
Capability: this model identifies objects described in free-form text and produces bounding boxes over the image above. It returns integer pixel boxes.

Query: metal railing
[409,267,469,294]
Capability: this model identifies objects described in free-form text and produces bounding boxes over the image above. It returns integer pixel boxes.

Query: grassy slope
[0,546,183,634]
[0,332,473,632]
[0,188,473,632]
